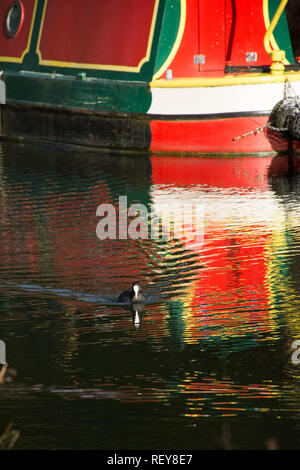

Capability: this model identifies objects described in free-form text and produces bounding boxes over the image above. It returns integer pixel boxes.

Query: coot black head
[132,282,143,300]
[118,282,145,303]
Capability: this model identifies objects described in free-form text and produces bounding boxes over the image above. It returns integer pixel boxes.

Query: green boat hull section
[4,72,152,113]
[0,0,171,113]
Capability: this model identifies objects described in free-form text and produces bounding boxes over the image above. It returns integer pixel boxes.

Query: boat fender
[269,96,300,140]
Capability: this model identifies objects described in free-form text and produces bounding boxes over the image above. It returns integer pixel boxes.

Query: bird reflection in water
[121,301,145,329]
[131,302,145,329]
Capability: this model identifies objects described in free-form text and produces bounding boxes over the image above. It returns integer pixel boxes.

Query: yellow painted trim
[36,0,160,72]
[153,0,186,80]
[150,71,300,87]
[0,0,38,64]
[263,0,289,65]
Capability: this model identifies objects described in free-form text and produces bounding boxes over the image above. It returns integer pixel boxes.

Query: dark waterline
[0,141,300,449]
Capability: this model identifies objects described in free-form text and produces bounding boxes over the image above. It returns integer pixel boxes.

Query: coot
[118,282,145,303]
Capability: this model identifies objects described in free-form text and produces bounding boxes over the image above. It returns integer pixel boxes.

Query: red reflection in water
[151,156,273,190]
[150,155,298,339]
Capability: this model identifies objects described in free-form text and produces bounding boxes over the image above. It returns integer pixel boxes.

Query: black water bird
[118,282,145,303]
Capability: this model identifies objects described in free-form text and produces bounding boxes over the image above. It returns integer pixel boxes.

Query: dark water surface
[1,141,300,449]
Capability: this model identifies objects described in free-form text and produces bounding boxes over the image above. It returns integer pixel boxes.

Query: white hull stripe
[148,81,300,116]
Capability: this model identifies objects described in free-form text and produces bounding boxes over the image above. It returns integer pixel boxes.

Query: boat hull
[0,0,299,154]
[1,101,152,152]
[1,100,298,155]
[150,113,273,154]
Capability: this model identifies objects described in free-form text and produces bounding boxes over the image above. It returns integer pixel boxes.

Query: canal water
[0,140,300,450]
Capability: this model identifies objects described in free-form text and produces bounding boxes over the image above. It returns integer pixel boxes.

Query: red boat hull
[150,114,300,154]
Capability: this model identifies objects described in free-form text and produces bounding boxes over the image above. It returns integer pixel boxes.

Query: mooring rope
[233,79,299,141]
